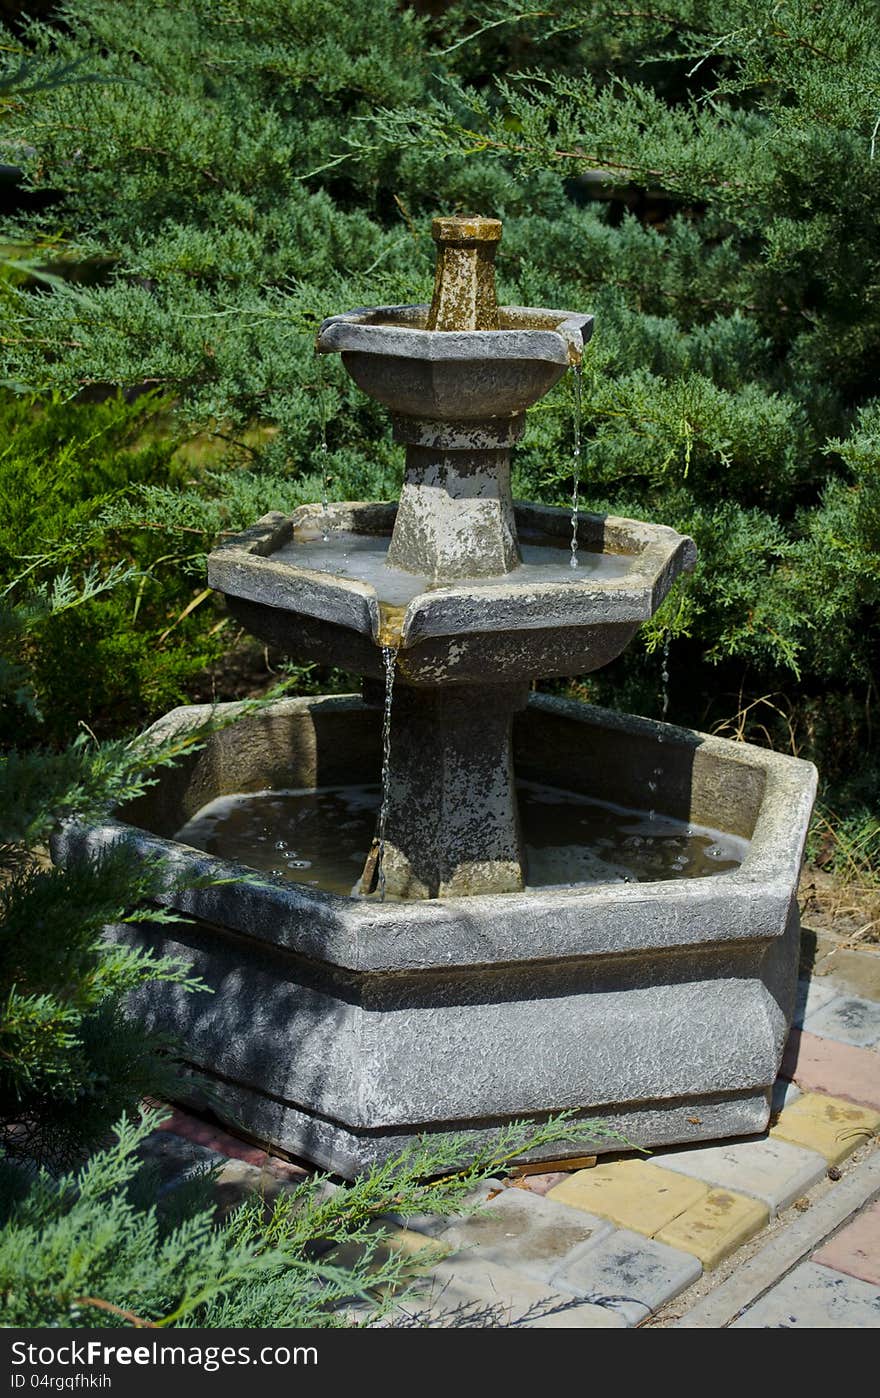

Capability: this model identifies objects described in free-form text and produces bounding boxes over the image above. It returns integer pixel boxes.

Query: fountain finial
[427,215,502,331]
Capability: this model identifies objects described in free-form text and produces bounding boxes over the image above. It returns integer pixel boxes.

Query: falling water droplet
[376,644,397,902]
[660,634,671,719]
[320,406,331,543]
[570,363,583,569]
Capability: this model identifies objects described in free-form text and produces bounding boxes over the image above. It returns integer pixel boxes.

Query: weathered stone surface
[54,695,815,1177]
[655,1189,769,1268]
[395,1256,628,1329]
[651,1136,826,1216]
[803,994,880,1047]
[426,215,502,333]
[812,1199,880,1285]
[362,680,529,899]
[781,1029,880,1110]
[771,1092,880,1164]
[438,1187,614,1286]
[207,501,695,681]
[550,1227,702,1324]
[548,1160,709,1237]
[731,1261,880,1328]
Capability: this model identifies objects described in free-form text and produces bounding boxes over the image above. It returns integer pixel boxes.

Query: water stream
[660,634,671,719]
[570,362,583,569]
[375,643,397,901]
[319,410,331,543]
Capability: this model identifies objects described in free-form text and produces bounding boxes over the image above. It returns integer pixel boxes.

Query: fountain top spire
[427,214,502,332]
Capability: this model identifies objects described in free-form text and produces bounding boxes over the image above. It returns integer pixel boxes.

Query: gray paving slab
[676,1150,880,1328]
[732,1261,880,1328]
[397,1256,627,1328]
[440,1186,614,1286]
[550,1227,701,1325]
[770,1077,801,1113]
[803,993,880,1047]
[815,948,880,1002]
[386,1179,502,1236]
[651,1136,826,1215]
[793,977,840,1027]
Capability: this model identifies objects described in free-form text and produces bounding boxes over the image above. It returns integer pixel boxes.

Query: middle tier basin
[208,502,696,684]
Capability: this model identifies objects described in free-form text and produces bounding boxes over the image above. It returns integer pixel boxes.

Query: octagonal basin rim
[207,502,697,650]
[316,303,595,365]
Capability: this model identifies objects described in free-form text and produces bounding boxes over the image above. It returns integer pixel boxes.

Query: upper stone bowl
[316,304,594,420]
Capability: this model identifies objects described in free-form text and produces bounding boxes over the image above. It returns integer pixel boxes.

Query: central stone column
[361,679,529,899]
[385,215,524,582]
[386,415,524,579]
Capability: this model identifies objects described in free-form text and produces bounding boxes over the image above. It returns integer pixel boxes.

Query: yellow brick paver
[770,1091,880,1165]
[547,1158,708,1237]
[655,1188,769,1269]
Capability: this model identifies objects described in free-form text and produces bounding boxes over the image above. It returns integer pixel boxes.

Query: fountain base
[53,694,816,1178]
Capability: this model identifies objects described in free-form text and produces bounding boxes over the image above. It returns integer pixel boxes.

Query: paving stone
[156,1107,309,1183]
[780,1029,880,1110]
[731,1261,880,1328]
[548,1159,708,1237]
[655,1189,769,1269]
[815,948,880,1001]
[798,926,840,976]
[396,1256,628,1328]
[770,1077,801,1116]
[550,1227,701,1324]
[138,1130,226,1194]
[803,994,880,1048]
[793,977,840,1027]
[651,1136,825,1216]
[812,1199,880,1286]
[771,1092,880,1165]
[387,1179,502,1237]
[512,1171,569,1197]
[440,1185,614,1285]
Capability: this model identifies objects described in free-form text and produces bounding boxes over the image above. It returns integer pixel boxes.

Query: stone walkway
[145,934,880,1329]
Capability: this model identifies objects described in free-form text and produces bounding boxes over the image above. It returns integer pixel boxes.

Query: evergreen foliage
[0,0,876,835]
[0,1106,621,1328]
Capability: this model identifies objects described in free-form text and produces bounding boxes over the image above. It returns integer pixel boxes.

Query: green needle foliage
[0,1106,623,1328]
[0,0,877,844]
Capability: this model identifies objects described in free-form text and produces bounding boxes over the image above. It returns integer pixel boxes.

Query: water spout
[570,362,583,569]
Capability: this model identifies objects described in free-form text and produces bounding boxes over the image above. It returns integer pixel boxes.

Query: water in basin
[174,781,748,897]
[271,529,633,609]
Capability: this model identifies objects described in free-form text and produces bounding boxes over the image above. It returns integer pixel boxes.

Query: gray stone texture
[390,1257,627,1329]
[549,1227,702,1325]
[437,1186,615,1286]
[650,1136,827,1216]
[731,1261,880,1328]
[803,994,880,1047]
[363,680,529,898]
[54,694,816,1177]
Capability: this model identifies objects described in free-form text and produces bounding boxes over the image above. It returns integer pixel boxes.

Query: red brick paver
[780,1029,880,1112]
[812,1199,880,1287]
[156,1106,309,1183]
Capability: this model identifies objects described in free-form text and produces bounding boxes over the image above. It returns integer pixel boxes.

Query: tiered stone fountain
[55,217,817,1177]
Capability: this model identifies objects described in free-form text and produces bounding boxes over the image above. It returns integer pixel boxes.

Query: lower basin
[53,693,817,1177]
[174,781,748,898]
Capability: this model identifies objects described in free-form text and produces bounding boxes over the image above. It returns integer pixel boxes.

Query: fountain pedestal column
[387,415,524,580]
[362,679,529,898]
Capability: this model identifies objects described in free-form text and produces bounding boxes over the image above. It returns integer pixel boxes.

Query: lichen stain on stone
[427,216,502,332]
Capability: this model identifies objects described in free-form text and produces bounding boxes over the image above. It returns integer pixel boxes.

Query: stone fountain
[54,216,817,1177]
